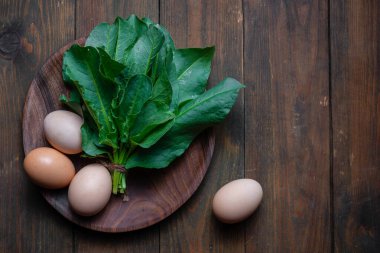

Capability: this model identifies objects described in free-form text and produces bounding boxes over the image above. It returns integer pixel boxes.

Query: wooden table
[0,1,379,252]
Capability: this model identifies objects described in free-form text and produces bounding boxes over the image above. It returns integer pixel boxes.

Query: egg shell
[212,179,263,224]
[44,110,83,154]
[23,147,75,189]
[68,164,112,216]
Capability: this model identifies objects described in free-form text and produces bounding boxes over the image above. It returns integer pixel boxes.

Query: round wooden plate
[22,38,215,233]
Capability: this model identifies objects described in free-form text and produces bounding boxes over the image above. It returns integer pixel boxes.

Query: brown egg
[212,179,263,224]
[68,164,112,216]
[23,147,75,189]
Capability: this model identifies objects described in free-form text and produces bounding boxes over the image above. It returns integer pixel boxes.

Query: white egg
[212,179,263,224]
[44,110,83,154]
[68,164,112,216]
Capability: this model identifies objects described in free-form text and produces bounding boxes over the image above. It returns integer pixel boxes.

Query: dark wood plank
[244,0,331,252]
[76,0,160,38]
[0,0,75,252]
[159,1,245,252]
[331,1,380,252]
[74,0,160,251]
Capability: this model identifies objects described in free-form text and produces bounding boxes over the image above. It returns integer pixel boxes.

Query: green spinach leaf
[122,26,165,77]
[81,121,109,157]
[168,47,215,108]
[151,68,172,105]
[63,45,119,148]
[125,78,244,169]
[130,101,175,148]
[111,74,152,142]
[86,15,148,63]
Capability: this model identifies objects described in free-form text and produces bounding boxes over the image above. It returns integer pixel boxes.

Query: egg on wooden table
[23,147,75,189]
[68,164,112,216]
[212,179,263,224]
[44,110,83,154]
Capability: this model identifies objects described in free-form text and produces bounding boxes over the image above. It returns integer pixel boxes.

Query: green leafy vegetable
[62,15,244,195]
[112,74,152,144]
[170,47,215,107]
[130,101,175,148]
[85,15,148,63]
[122,25,165,77]
[151,68,172,105]
[63,45,119,148]
[125,78,243,169]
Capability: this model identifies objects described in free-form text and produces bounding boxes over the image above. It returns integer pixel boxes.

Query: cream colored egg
[44,110,83,154]
[23,147,75,189]
[68,164,112,216]
[212,179,263,224]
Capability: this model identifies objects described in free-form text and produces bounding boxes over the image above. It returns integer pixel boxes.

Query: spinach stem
[125,143,137,160]
[117,142,128,164]
[111,170,127,195]
[112,170,119,194]
[122,173,127,190]
[112,148,119,164]
[111,142,129,195]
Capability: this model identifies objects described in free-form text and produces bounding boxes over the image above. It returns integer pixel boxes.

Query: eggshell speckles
[23,147,75,189]
[212,179,263,224]
[44,110,83,154]
[68,164,112,216]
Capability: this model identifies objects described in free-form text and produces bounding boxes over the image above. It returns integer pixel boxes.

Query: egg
[23,147,75,189]
[68,164,112,216]
[44,110,83,154]
[212,179,263,224]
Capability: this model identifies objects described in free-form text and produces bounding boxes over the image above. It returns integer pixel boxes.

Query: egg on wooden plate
[44,110,83,154]
[23,147,75,189]
[212,179,263,224]
[68,164,112,216]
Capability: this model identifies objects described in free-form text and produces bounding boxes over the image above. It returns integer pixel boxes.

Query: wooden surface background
[0,0,379,252]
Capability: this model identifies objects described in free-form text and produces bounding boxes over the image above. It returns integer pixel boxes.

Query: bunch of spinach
[61,15,244,194]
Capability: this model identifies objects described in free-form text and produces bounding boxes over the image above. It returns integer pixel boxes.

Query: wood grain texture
[73,1,160,253]
[76,0,159,38]
[159,1,245,252]
[244,0,331,252]
[0,0,75,252]
[331,1,380,252]
[2,0,380,252]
